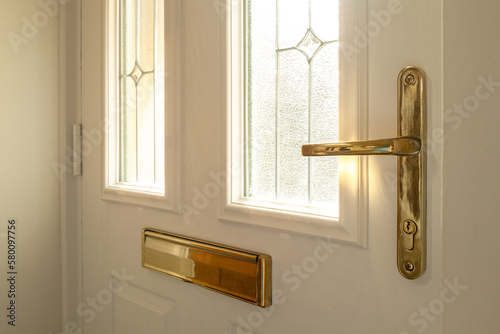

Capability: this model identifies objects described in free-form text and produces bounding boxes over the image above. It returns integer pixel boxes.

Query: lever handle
[301,136,421,157]
[300,66,427,280]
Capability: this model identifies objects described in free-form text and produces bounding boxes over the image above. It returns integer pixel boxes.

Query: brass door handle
[302,66,427,280]
[302,137,421,156]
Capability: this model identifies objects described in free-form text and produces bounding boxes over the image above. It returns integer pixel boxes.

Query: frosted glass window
[245,0,339,213]
[119,0,165,190]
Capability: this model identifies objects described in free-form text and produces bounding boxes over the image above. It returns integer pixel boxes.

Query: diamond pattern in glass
[130,63,144,85]
[296,29,323,61]
[246,0,340,213]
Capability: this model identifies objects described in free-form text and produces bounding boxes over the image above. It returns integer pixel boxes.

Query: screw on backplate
[404,262,415,272]
[405,73,416,85]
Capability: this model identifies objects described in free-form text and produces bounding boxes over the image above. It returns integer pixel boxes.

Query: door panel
[442,1,500,332]
[112,282,175,334]
[82,0,443,333]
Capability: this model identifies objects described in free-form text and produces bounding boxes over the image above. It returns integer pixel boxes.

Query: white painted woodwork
[442,1,500,333]
[0,0,62,333]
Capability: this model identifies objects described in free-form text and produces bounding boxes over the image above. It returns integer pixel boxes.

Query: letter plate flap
[142,228,272,307]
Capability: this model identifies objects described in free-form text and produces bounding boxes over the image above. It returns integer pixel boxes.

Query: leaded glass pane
[245,0,339,214]
[119,0,164,189]
[120,0,136,76]
[138,0,155,72]
[120,76,137,183]
[246,0,277,200]
[310,42,339,208]
[311,0,340,42]
[278,0,308,49]
[136,73,156,185]
[277,50,309,203]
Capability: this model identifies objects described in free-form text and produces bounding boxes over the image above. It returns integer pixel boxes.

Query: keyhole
[401,220,417,251]
[402,220,417,235]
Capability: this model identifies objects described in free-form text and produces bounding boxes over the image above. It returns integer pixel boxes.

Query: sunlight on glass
[245,0,339,214]
[119,0,165,191]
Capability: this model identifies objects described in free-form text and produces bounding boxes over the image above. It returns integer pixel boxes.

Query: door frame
[59,0,84,332]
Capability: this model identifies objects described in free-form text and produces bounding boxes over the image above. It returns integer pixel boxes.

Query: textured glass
[130,64,144,84]
[310,43,339,211]
[246,0,277,200]
[297,30,323,61]
[119,0,164,189]
[246,0,339,214]
[138,0,155,71]
[120,77,137,183]
[137,73,156,185]
[120,0,136,76]
[277,51,309,203]
[154,0,165,186]
[277,0,308,49]
[311,0,339,42]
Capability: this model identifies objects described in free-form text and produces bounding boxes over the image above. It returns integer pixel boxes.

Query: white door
[80,0,444,333]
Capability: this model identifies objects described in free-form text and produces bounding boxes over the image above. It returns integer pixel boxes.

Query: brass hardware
[401,220,417,250]
[404,261,415,272]
[301,66,427,280]
[404,73,416,85]
[302,137,421,156]
[141,228,272,307]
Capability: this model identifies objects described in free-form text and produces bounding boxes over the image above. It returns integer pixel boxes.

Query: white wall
[0,0,62,333]
[443,1,500,333]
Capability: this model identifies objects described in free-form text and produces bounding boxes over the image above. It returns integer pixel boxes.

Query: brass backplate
[397,67,426,279]
[142,228,272,307]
